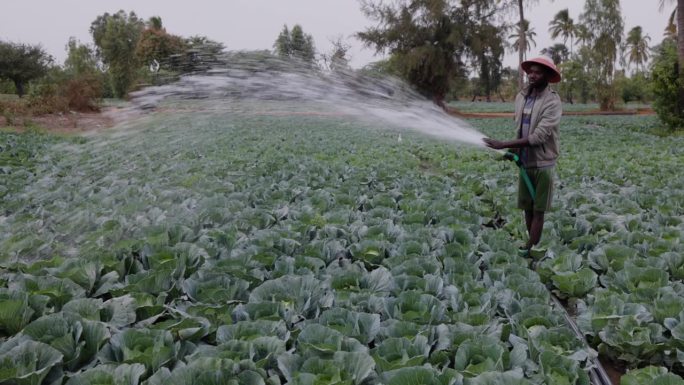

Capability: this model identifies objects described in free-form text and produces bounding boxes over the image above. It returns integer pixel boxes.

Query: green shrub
[618,72,652,104]
[63,73,103,111]
[0,97,28,126]
[26,68,68,114]
[27,69,103,114]
[651,38,684,131]
[0,79,15,94]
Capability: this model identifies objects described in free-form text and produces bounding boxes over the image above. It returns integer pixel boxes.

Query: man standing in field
[483,55,562,256]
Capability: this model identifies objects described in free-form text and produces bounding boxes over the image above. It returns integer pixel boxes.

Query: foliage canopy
[651,38,684,131]
[357,0,507,104]
[274,24,316,64]
[578,0,624,110]
[90,10,145,97]
[0,41,52,97]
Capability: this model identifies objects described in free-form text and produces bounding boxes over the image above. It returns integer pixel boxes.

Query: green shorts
[518,166,555,212]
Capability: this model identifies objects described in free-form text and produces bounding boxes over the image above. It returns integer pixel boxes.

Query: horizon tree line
[0,1,683,129]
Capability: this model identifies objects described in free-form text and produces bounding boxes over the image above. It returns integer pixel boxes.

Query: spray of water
[1,52,496,261]
[130,52,488,148]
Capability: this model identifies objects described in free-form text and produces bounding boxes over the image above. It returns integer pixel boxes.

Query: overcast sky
[0,1,671,70]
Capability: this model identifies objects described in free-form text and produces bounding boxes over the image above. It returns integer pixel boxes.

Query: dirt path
[447,107,656,119]
[0,107,126,134]
[1,105,656,133]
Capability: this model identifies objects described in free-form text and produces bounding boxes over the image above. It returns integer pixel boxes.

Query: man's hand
[483,138,505,150]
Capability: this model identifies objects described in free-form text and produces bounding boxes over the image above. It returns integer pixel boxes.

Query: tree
[579,0,624,110]
[90,10,144,97]
[360,58,401,77]
[541,43,569,65]
[64,37,100,76]
[664,8,677,39]
[659,0,684,122]
[274,25,292,58]
[357,0,505,106]
[165,35,226,74]
[322,36,352,72]
[468,3,507,101]
[185,35,225,56]
[273,24,316,64]
[507,0,542,89]
[498,66,520,100]
[0,41,52,97]
[659,1,683,67]
[147,16,163,31]
[624,26,650,73]
[290,25,316,63]
[508,19,536,57]
[539,43,568,103]
[548,9,575,54]
[62,38,105,109]
[559,58,591,104]
[574,24,592,46]
[135,16,186,68]
[358,0,461,105]
[651,38,684,130]
[617,71,651,103]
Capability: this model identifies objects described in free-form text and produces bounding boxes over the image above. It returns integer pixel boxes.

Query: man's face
[527,64,548,88]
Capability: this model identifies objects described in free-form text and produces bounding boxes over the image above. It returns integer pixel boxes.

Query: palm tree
[509,19,537,58]
[579,0,623,110]
[625,26,651,73]
[510,0,539,89]
[659,0,684,107]
[548,9,575,54]
[659,0,684,63]
[665,9,677,39]
[509,0,556,89]
[574,24,592,47]
[541,43,569,65]
[660,0,677,33]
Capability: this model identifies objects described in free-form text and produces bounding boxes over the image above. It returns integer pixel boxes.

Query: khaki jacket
[514,85,561,168]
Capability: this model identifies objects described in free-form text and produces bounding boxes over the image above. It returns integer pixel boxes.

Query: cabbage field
[1,106,683,385]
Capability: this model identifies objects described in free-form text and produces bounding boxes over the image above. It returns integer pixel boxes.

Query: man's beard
[531,78,549,91]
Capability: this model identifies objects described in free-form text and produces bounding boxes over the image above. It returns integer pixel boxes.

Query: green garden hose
[503,152,535,201]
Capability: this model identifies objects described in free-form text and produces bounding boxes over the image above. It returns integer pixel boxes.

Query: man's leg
[524,210,533,234]
[518,209,534,256]
[524,167,553,250]
[526,210,545,249]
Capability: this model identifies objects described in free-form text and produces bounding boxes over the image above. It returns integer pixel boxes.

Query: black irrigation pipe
[548,294,614,385]
[502,152,613,385]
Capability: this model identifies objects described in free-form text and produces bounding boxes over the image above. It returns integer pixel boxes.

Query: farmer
[483,55,562,256]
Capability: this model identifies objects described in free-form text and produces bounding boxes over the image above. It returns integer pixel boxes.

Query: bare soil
[1,105,655,133]
[600,357,626,385]
[447,107,655,119]
[0,107,123,134]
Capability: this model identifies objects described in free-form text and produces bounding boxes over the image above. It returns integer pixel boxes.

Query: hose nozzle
[503,151,521,166]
